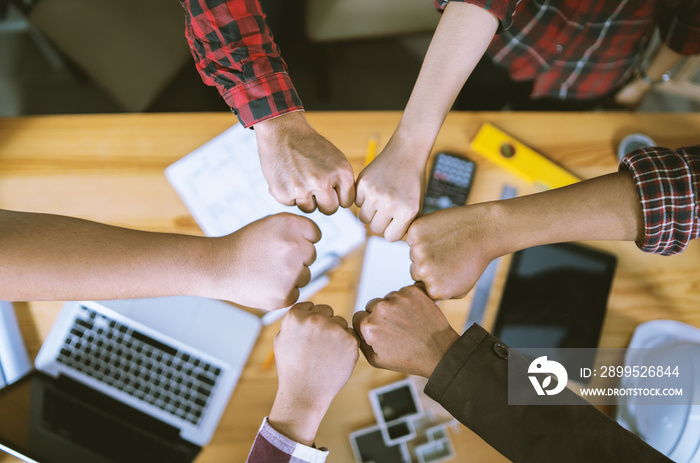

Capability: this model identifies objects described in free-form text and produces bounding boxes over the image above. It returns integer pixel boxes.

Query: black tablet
[492,242,617,351]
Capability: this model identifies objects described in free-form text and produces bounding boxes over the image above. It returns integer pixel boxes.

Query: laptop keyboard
[56,305,223,426]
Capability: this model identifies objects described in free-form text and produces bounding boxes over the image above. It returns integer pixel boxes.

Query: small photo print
[369,379,422,426]
[350,425,410,463]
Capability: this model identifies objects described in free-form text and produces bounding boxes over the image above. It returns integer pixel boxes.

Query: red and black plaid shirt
[180,0,303,127]
[182,0,700,121]
[621,145,700,256]
[440,0,700,99]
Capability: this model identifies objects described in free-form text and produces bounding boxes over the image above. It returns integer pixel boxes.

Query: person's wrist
[390,121,436,165]
[191,235,239,302]
[422,327,460,378]
[463,201,517,260]
[164,234,212,298]
[269,389,329,447]
[638,66,671,86]
[253,111,310,138]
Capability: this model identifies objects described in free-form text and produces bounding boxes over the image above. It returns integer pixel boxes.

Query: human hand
[355,137,427,242]
[353,285,459,378]
[407,203,502,300]
[613,78,652,109]
[205,213,321,310]
[254,112,355,215]
[270,302,359,446]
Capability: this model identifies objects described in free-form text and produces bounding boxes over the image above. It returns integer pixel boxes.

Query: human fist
[273,302,359,420]
[407,203,499,299]
[255,112,355,215]
[206,213,321,310]
[355,141,427,242]
[352,285,459,378]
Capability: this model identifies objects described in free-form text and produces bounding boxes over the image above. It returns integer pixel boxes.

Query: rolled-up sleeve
[657,0,700,55]
[619,145,700,256]
[180,0,303,127]
[434,0,518,30]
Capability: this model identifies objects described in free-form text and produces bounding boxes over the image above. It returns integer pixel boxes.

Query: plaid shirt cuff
[434,0,514,30]
[246,417,329,463]
[619,146,700,256]
[222,73,304,128]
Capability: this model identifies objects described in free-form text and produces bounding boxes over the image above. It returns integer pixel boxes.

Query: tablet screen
[492,242,617,351]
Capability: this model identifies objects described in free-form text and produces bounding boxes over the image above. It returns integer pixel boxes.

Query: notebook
[0,296,260,462]
[165,124,366,282]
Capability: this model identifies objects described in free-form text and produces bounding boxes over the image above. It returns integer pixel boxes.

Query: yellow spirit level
[470,122,580,189]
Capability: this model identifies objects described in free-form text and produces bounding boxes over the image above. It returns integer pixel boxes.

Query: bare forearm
[0,210,211,301]
[395,2,498,157]
[616,42,685,106]
[644,41,684,82]
[491,172,645,256]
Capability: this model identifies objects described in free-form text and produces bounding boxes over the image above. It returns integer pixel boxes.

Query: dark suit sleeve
[424,324,671,463]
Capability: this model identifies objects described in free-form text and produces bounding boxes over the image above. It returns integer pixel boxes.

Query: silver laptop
[0,296,260,462]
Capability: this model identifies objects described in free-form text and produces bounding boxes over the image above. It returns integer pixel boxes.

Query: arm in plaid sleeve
[180,1,355,214]
[658,0,700,56]
[434,0,519,30]
[619,145,700,255]
[246,418,328,463]
[180,0,303,127]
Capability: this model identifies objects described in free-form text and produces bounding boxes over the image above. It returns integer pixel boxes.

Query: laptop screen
[0,372,199,463]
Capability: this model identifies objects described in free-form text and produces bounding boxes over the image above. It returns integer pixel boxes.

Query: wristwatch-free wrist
[639,67,671,85]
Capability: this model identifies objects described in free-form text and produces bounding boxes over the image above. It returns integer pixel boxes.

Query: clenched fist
[206,213,321,310]
[255,112,355,215]
[353,285,459,378]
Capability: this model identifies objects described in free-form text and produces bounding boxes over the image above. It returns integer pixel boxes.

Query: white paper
[165,125,366,281]
[354,236,414,312]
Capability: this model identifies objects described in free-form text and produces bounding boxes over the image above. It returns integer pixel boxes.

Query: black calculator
[422,152,475,215]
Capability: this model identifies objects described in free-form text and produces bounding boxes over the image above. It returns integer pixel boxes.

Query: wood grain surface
[0,112,698,462]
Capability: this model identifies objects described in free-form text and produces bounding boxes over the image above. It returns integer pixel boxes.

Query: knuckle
[369,222,384,235]
[409,262,421,280]
[366,356,380,369]
[426,284,443,300]
[268,184,285,200]
[399,205,419,221]
[283,289,299,307]
[360,321,377,343]
[278,238,300,258]
[346,334,360,350]
[410,244,426,261]
[307,312,326,326]
[275,212,300,227]
[408,220,425,237]
[338,166,355,184]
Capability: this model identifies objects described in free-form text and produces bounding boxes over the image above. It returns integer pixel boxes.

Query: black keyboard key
[75,319,94,330]
[131,331,177,356]
[196,373,216,387]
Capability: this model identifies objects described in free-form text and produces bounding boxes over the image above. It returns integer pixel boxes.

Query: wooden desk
[0,112,698,462]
